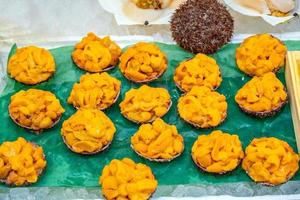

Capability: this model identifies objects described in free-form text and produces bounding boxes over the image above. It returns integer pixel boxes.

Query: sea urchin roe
[61,109,116,154]
[235,72,287,113]
[177,86,227,128]
[72,32,122,72]
[0,137,46,186]
[174,53,222,92]
[119,85,171,123]
[67,72,121,110]
[119,42,167,82]
[242,137,299,185]
[9,89,65,131]
[8,46,55,85]
[236,34,287,76]
[131,118,184,161]
[192,130,244,174]
[131,0,164,9]
[99,158,157,200]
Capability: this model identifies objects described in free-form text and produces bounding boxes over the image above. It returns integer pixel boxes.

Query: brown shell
[130,143,184,162]
[238,98,287,118]
[61,135,112,155]
[191,153,241,175]
[243,169,293,187]
[121,58,168,83]
[121,100,172,124]
[0,142,46,186]
[73,86,121,111]
[8,110,62,134]
[179,109,227,129]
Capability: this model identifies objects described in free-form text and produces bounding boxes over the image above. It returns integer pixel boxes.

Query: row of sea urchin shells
[174,54,227,129]
[235,34,288,118]
[191,131,299,186]
[72,33,168,84]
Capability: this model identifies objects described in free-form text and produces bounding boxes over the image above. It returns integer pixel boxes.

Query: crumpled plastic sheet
[0,181,300,200]
[1,41,300,198]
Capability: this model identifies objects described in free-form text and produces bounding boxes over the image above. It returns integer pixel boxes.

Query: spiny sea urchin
[170,0,234,54]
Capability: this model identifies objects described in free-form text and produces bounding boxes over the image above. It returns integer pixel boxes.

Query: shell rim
[130,142,184,162]
[61,135,113,155]
[8,110,62,134]
[191,153,242,175]
[237,96,288,118]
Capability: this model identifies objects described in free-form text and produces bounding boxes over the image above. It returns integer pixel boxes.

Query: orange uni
[8,46,55,85]
[0,137,46,186]
[9,89,65,131]
[72,32,121,72]
[236,34,287,76]
[174,53,222,92]
[131,118,184,161]
[68,72,121,110]
[61,108,116,154]
[242,137,299,185]
[119,42,167,82]
[192,130,244,173]
[99,158,157,200]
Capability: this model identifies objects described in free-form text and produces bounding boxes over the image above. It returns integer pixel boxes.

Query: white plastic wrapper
[224,0,299,26]
[98,0,185,25]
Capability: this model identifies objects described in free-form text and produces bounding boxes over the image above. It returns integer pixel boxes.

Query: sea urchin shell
[170,0,234,54]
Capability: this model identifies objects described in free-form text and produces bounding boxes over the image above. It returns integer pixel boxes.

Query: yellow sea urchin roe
[119,42,167,82]
[192,130,244,173]
[132,0,163,9]
[68,72,121,110]
[242,137,299,185]
[271,10,289,17]
[177,86,227,128]
[174,53,222,92]
[236,34,287,76]
[99,158,157,200]
[0,137,46,186]
[61,109,116,154]
[8,46,55,85]
[9,89,65,131]
[119,85,171,123]
[235,72,287,113]
[72,32,121,72]
[131,118,184,160]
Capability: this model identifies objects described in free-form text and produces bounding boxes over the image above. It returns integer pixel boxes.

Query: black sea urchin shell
[170,0,234,54]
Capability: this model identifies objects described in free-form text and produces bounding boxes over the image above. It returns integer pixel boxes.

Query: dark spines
[170,0,234,54]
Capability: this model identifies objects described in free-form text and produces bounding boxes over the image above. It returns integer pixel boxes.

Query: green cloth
[0,41,299,187]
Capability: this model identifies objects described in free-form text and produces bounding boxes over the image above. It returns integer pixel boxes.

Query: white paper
[224,0,299,26]
[98,0,184,25]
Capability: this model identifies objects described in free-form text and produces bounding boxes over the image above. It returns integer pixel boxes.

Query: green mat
[0,41,299,187]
